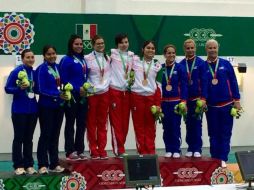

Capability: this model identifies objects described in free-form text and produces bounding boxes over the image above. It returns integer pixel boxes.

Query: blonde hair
[183,39,196,48]
[205,39,218,49]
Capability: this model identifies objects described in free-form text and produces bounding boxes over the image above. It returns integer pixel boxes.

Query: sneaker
[193,152,202,158]
[79,153,88,160]
[49,165,65,173]
[26,167,37,175]
[117,153,128,158]
[91,155,100,160]
[14,168,26,175]
[38,167,49,175]
[185,152,193,157]
[100,155,109,160]
[164,152,172,158]
[66,151,79,160]
[221,160,227,168]
[172,153,181,158]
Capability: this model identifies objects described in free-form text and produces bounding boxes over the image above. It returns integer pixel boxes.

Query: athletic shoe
[91,155,100,160]
[79,153,88,160]
[66,151,79,160]
[164,152,172,158]
[49,165,65,173]
[172,153,181,158]
[100,155,109,160]
[117,153,128,158]
[193,152,202,158]
[26,167,37,175]
[185,152,193,157]
[38,167,49,175]
[14,168,26,175]
[221,160,227,168]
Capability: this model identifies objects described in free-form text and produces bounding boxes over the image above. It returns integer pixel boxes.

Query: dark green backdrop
[1,12,254,56]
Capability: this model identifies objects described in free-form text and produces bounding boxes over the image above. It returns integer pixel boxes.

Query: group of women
[5,33,241,175]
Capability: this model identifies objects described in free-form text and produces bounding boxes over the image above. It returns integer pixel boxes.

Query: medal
[166,85,172,91]
[212,78,218,85]
[142,79,148,86]
[28,92,35,99]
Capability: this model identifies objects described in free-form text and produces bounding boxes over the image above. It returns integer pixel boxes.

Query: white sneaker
[193,152,202,158]
[14,168,26,175]
[164,152,172,158]
[221,160,227,168]
[185,152,193,157]
[39,167,49,175]
[78,153,88,160]
[172,153,181,158]
[26,167,37,175]
[49,165,65,173]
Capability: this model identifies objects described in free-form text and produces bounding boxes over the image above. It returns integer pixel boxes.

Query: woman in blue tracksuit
[179,39,208,158]
[205,39,241,168]
[36,45,66,174]
[161,44,188,158]
[59,34,89,160]
[5,49,38,175]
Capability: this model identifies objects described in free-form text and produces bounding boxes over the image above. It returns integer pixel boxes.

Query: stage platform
[0,156,237,190]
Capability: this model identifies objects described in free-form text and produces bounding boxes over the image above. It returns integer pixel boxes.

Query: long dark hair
[67,34,84,57]
[92,35,108,61]
[141,40,156,57]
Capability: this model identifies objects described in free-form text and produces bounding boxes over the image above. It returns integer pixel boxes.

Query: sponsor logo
[23,182,45,190]
[97,170,125,182]
[173,167,203,179]
[184,28,223,46]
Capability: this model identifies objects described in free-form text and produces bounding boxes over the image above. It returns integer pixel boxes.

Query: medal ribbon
[73,55,87,81]
[47,64,60,87]
[119,51,129,77]
[94,52,105,79]
[185,57,196,81]
[142,59,153,80]
[164,63,175,85]
[208,59,219,79]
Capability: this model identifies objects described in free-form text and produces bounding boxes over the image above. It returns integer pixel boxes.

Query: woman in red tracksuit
[130,40,162,155]
[85,35,111,160]
[109,34,134,158]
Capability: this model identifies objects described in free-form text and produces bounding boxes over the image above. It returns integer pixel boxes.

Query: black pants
[64,98,88,156]
[37,106,64,169]
[11,113,37,169]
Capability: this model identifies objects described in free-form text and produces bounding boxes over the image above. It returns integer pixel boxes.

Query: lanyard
[208,59,219,79]
[164,63,175,84]
[73,55,87,80]
[22,67,33,92]
[185,57,196,80]
[142,59,153,80]
[94,51,105,78]
[119,51,129,75]
[47,64,60,87]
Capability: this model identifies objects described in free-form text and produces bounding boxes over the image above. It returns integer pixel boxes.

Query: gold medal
[166,85,172,91]
[142,79,148,86]
[212,78,218,85]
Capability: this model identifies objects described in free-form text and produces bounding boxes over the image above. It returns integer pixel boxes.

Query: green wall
[1,12,254,56]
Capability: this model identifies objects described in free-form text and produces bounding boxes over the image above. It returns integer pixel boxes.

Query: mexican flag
[76,24,97,40]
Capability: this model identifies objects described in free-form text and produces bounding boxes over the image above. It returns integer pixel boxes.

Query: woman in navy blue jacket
[36,45,66,174]
[205,39,241,168]
[5,49,38,175]
[59,35,89,160]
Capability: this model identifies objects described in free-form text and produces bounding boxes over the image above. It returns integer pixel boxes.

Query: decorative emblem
[97,170,125,182]
[211,167,234,184]
[23,182,45,190]
[173,167,203,179]
[76,24,97,50]
[0,12,35,54]
[61,172,86,190]
[184,28,223,42]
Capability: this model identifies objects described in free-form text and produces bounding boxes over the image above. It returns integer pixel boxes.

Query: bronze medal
[142,79,148,86]
[166,85,172,91]
[212,78,218,85]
